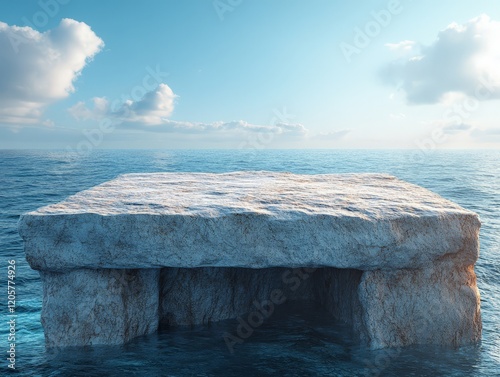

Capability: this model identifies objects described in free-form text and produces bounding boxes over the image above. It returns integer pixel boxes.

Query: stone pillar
[39,268,160,347]
[357,263,482,349]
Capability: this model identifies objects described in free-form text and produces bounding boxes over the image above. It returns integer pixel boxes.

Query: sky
[1,0,500,150]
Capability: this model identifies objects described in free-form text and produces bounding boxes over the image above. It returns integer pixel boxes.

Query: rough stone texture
[40,269,159,347]
[357,262,482,348]
[19,172,480,271]
[18,172,482,349]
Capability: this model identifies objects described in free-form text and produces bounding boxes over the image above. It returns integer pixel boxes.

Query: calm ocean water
[0,149,499,377]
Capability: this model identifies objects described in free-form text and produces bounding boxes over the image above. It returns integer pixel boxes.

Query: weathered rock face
[357,262,482,348]
[40,269,159,347]
[18,172,482,349]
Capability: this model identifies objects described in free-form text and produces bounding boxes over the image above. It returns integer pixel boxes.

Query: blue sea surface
[0,149,499,376]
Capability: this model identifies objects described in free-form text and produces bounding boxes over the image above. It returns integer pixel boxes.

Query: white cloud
[435,122,500,145]
[313,130,350,140]
[122,118,309,138]
[69,97,109,121]
[115,84,176,125]
[382,15,500,104]
[69,85,310,138]
[441,122,473,134]
[0,18,103,125]
[69,78,349,143]
[69,84,176,125]
[470,127,500,141]
[385,40,417,55]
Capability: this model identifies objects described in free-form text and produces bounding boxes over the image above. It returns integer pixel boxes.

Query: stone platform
[18,172,482,349]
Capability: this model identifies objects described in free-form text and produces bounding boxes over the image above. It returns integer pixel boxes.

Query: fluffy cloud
[69,84,176,125]
[68,76,347,142]
[382,15,500,104]
[69,85,310,137]
[0,18,103,125]
[68,97,110,121]
[114,84,176,125]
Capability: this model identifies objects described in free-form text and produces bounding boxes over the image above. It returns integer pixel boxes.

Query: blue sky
[1,0,500,150]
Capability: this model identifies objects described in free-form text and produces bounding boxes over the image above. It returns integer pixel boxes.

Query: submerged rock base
[39,265,481,349]
[18,172,482,349]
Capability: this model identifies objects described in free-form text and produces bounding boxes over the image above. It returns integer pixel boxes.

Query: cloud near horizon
[69,86,315,138]
[130,119,310,137]
[0,19,104,125]
[69,84,176,125]
[441,122,473,135]
[382,15,500,104]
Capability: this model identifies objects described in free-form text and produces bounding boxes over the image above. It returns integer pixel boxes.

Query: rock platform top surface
[26,172,473,218]
[19,172,480,270]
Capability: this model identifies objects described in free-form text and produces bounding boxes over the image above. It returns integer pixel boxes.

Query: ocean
[1,149,499,376]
